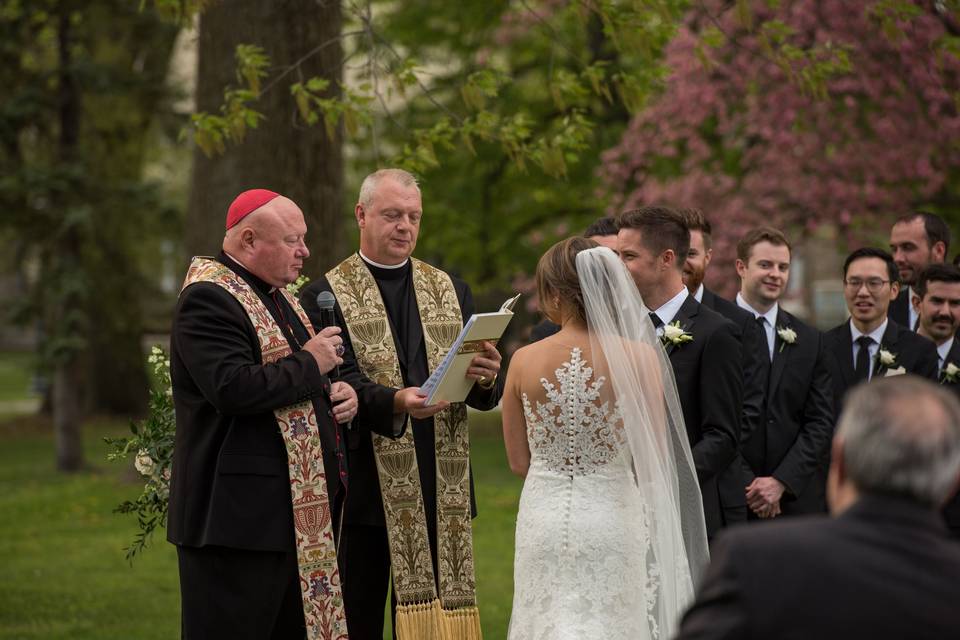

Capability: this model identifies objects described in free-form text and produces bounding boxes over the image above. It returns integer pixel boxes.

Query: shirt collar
[653,287,690,325]
[736,293,779,326]
[693,283,704,303]
[359,250,409,270]
[850,317,888,345]
[221,251,275,294]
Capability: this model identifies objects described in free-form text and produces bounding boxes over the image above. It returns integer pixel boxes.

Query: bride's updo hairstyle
[536,236,599,326]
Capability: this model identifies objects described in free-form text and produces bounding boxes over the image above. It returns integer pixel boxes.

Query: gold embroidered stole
[326,254,481,640]
[181,257,348,640]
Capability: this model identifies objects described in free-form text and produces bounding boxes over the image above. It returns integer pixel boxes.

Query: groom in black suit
[679,208,767,526]
[617,206,744,538]
[824,248,939,421]
[734,227,835,517]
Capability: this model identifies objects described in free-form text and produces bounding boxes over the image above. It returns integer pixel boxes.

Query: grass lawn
[0,410,521,640]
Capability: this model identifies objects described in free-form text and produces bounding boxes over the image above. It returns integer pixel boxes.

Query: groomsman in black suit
[680,209,768,526]
[913,263,960,537]
[617,206,744,538]
[824,248,939,419]
[529,216,619,343]
[734,228,835,517]
[888,211,949,330]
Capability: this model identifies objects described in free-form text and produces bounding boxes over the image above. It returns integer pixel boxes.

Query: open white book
[420,293,521,404]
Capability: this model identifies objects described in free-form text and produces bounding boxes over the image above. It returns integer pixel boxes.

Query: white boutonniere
[878,348,897,368]
[943,362,960,383]
[662,321,693,347]
[776,326,797,352]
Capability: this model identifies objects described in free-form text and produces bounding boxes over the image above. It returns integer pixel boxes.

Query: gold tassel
[441,605,483,640]
[395,599,444,640]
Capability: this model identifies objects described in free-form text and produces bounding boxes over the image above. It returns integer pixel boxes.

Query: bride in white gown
[502,237,709,640]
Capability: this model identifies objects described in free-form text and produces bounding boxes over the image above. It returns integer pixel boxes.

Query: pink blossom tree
[602,0,960,291]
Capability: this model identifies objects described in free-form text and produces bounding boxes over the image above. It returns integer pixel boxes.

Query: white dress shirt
[850,318,888,381]
[907,286,919,332]
[937,335,955,373]
[736,293,778,361]
[693,283,705,303]
[651,287,691,337]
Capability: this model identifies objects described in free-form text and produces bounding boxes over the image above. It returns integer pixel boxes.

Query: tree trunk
[186,0,345,277]
[53,6,85,472]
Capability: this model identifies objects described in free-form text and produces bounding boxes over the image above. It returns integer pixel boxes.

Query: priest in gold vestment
[301,169,503,639]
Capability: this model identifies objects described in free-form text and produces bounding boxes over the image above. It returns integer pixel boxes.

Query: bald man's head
[223,196,309,288]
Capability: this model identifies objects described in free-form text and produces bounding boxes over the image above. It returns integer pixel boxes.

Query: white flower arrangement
[106,344,176,561]
[285,274,311,296]
[662,321,693,347]
[878,348,897,368]
[776,326,797,352]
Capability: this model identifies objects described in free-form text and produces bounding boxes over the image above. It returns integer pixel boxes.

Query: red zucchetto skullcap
[225,189,281,229]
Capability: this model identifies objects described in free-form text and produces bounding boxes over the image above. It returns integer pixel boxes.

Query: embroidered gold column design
[182,258,348,640]
[327,254,481,640]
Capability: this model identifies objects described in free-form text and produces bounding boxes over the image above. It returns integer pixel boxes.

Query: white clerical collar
[224,251,276,292]
[938,335,955,366]
[850,317,888,345]
[359,250,409,270]
[653,287,690,326]
[736,293,779,326]
[693,283,704,303]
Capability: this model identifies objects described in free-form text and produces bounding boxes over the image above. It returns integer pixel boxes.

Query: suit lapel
[665,295,699,357]
[767,309,790,402]
[940,338,960,384]
[835,322,857,387]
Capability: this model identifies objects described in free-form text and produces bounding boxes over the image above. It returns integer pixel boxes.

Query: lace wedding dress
[506,247,708,640]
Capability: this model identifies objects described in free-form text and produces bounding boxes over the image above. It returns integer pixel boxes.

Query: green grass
[0,411,521,640]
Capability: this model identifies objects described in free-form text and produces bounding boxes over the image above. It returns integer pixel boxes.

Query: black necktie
[649,312,664,329]
[854,336,873,383]
[756,316,772,360]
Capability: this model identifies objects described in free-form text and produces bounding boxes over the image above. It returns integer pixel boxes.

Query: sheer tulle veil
[576,246,710,635]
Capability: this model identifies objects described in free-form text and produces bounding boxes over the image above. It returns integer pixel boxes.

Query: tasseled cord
[395,599,482,640]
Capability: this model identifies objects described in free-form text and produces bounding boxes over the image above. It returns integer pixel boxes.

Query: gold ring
[478,375,487,384]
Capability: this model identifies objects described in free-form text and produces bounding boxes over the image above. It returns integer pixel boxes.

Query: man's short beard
[684,268,705,294]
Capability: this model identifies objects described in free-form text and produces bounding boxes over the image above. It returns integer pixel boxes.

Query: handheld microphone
[316,290,353,431]
[316,291,340,379]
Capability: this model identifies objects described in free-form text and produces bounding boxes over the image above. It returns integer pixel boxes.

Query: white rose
[777,327,797,344]
[663,324,685,340]
[134,449,156,477]
[879,349,896,367]
[946,363,960,378]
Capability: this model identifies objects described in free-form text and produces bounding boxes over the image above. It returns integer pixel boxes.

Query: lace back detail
[521,347,626,476]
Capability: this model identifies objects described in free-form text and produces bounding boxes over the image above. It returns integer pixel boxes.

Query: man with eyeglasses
[824,248,939,421]
[888,212,950,331]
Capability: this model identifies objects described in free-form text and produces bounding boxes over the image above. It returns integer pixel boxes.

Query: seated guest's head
[842,247,900,333]
[914,263,960,346]
[828,375,960,515]
[583,216,619,250]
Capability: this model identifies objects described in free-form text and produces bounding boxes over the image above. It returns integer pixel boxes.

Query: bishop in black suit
[676,376,960,640]
[617,207,743,538]
[168,193,359,639]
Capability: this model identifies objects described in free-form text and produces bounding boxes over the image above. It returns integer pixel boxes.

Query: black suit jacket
[662,294,743,537]
[167,254,340,553]
[888,287,912,328]
[823,318,939,420]
[676,495,960,640]
[700,289,768,518]
[938,338,960,536]
[745,308,834,514]
[301,265,502,531]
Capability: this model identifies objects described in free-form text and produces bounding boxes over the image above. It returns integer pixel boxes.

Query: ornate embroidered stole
[181,257,348,640]
[326,253,481,640]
